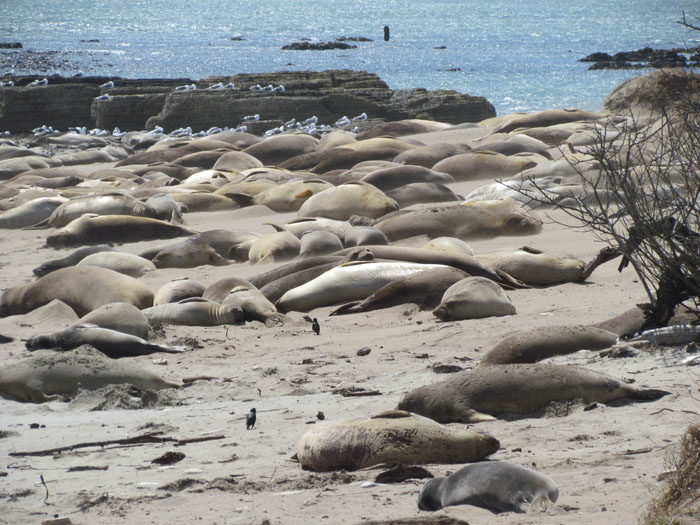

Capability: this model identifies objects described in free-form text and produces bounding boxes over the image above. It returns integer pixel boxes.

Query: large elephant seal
[0,197,67,229]
[246,230,301,264]
[386,182,463,208]
[297,181,399,221]
[479,325,618,366]
[432,277,516,321]
[25,324,186,358]
[0,346,179,403]
[294,410,499,471]
[397,363,670,423]
[331,266,469,315]
[432,151,536,182]
[298,230,344,257]
[36,194,156,228]
[142,298,244,326]
[276,261,450,313]
[154,278,206,306]
[78,302,151,339]
[360,165,455,192]
[77,251,157,278]
[0,266,154,317]
[421,237,474,256]
[474,247,585,285]
[418,461,559,514]
[373,200,543,242]
[46,215,197,248]
[32,245,116,277]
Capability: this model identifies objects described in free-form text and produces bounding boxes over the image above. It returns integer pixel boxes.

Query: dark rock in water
[581,46,697,70]
[0,42,22,49]
[282,41,357,51]
[336,36,373,42]
[0,70,496,133]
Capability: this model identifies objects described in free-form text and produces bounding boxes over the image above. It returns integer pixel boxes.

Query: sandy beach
[1,72,699,525]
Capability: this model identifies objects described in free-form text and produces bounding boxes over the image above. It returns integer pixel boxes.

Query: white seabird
[244,114,260,122]
[224,82,235,89]
[99,80,115,88]
[0,80,14,87]
[262,84,274,91]
[302,116,318,126]
[112,127,125,137]
[249,84,263,92]
[334,116,351,127]
[272,84,285,93]
[94,93,111,101]
[352,112,368,121]
[208,82,224,90]
[28,78,48,87]
[233,125,248,133]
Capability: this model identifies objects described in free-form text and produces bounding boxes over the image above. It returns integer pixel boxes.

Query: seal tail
[629,388,671,401]
[329,301,362,316]
[23,218,50,229]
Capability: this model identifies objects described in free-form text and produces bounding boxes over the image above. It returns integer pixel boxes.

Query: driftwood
[9,432,225,457]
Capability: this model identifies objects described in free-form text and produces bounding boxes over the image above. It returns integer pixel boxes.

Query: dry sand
[0,137,699,525]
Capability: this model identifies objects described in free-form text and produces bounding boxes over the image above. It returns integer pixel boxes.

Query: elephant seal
[297,181,399,221]
[46,215,197,248]
[386,182,463,208]
[432,151,536,182]
[0,345,179,403]
[202,276,258,303]
[32,245,116,277]
[475,247,585,285]
[479,325,618,366]
[276,261,450,313]
[393,143,473,168]
[243,133,319,166]
[247,230,301,264]
[294,410,499,471]
[222,285,285,326]
[77,251,157,278]
[397,363,670,423]
[342,226,388,248]
[78,302,151,339]
[299,230,344,257]
[149,229,260,268]
[418,461,559,514]
[154,278,206,306]
[331,266,469,315]
[0,196,67,229]
[212,149,264,172]
[421,237,474,256]
[373,201,543,242]
[232,179,333,212]
[36,194,156,228]
[25,324,186,358]
[433,277,516,321]
[0,266,154,317]
[361,165,455,192]
[142,298,244,326]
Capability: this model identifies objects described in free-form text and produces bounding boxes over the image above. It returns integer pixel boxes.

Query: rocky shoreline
[580,46,700,70]
[0,69,495,134]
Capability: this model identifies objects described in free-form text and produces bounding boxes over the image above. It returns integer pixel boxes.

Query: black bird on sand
[246,408,256,430]
[312,318,320,335]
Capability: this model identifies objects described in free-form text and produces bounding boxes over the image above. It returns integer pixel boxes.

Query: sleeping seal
[398,363,670,423]
[418,461,559,514]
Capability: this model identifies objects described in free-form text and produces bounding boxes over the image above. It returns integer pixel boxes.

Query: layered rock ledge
[0,69,495,133]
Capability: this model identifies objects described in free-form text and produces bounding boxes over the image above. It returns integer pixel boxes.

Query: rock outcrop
[0,70,496,133]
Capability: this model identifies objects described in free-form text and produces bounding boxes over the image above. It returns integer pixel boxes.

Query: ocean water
[1,0,698,115]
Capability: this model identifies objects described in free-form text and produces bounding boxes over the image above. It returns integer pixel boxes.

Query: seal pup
[418,461,559,514]
[294,410,499,471]
[398,363,670,423]
[432,276,516,321]
[25,324,186,358]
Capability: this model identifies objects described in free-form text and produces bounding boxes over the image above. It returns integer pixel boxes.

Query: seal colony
[0,69,696,524]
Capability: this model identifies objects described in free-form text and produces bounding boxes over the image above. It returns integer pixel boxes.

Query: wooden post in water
[384,26,390,41]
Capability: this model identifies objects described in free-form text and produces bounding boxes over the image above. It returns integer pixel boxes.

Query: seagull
[175,84,190,91]
[150,125,164,135]
[264,125,284,137]
[112,127,125,137]
[206,126,223,135]
[243,114,260,122]
[262,84,274,91]
[28,78,48,87]
[99,80,114,88]
[233,125,248,133]
[94,93,111,101]
[69,126,87,135]
[246,408,256,430]
[302,116,318,126]
[223,82,235,89]
[312,318,320,335]
[0,80,14,87]
[249,84,263,92]
[334,116,351,127]
[272,84,285,93]
[208,82,224,90]
[0,130,10,136]
[284,118,297,129]
[352,112,368,121]
[73,71,83,77]
[351,126,360,134]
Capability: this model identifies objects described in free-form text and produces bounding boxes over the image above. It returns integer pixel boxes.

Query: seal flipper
[626,387,671,401]
[465,409,497,423]
[329,301,362,316]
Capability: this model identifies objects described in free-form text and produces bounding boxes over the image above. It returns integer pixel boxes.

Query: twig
[40,474,49,504]
[10,432,225,457]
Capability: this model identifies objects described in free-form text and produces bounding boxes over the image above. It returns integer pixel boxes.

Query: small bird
[334,115,351,127]
[99,80,114,88]
[246,407,256,430]
[94,93,111,101]
[312,318,320,335]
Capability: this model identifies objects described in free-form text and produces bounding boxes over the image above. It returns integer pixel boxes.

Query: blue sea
[1,0,698,115]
